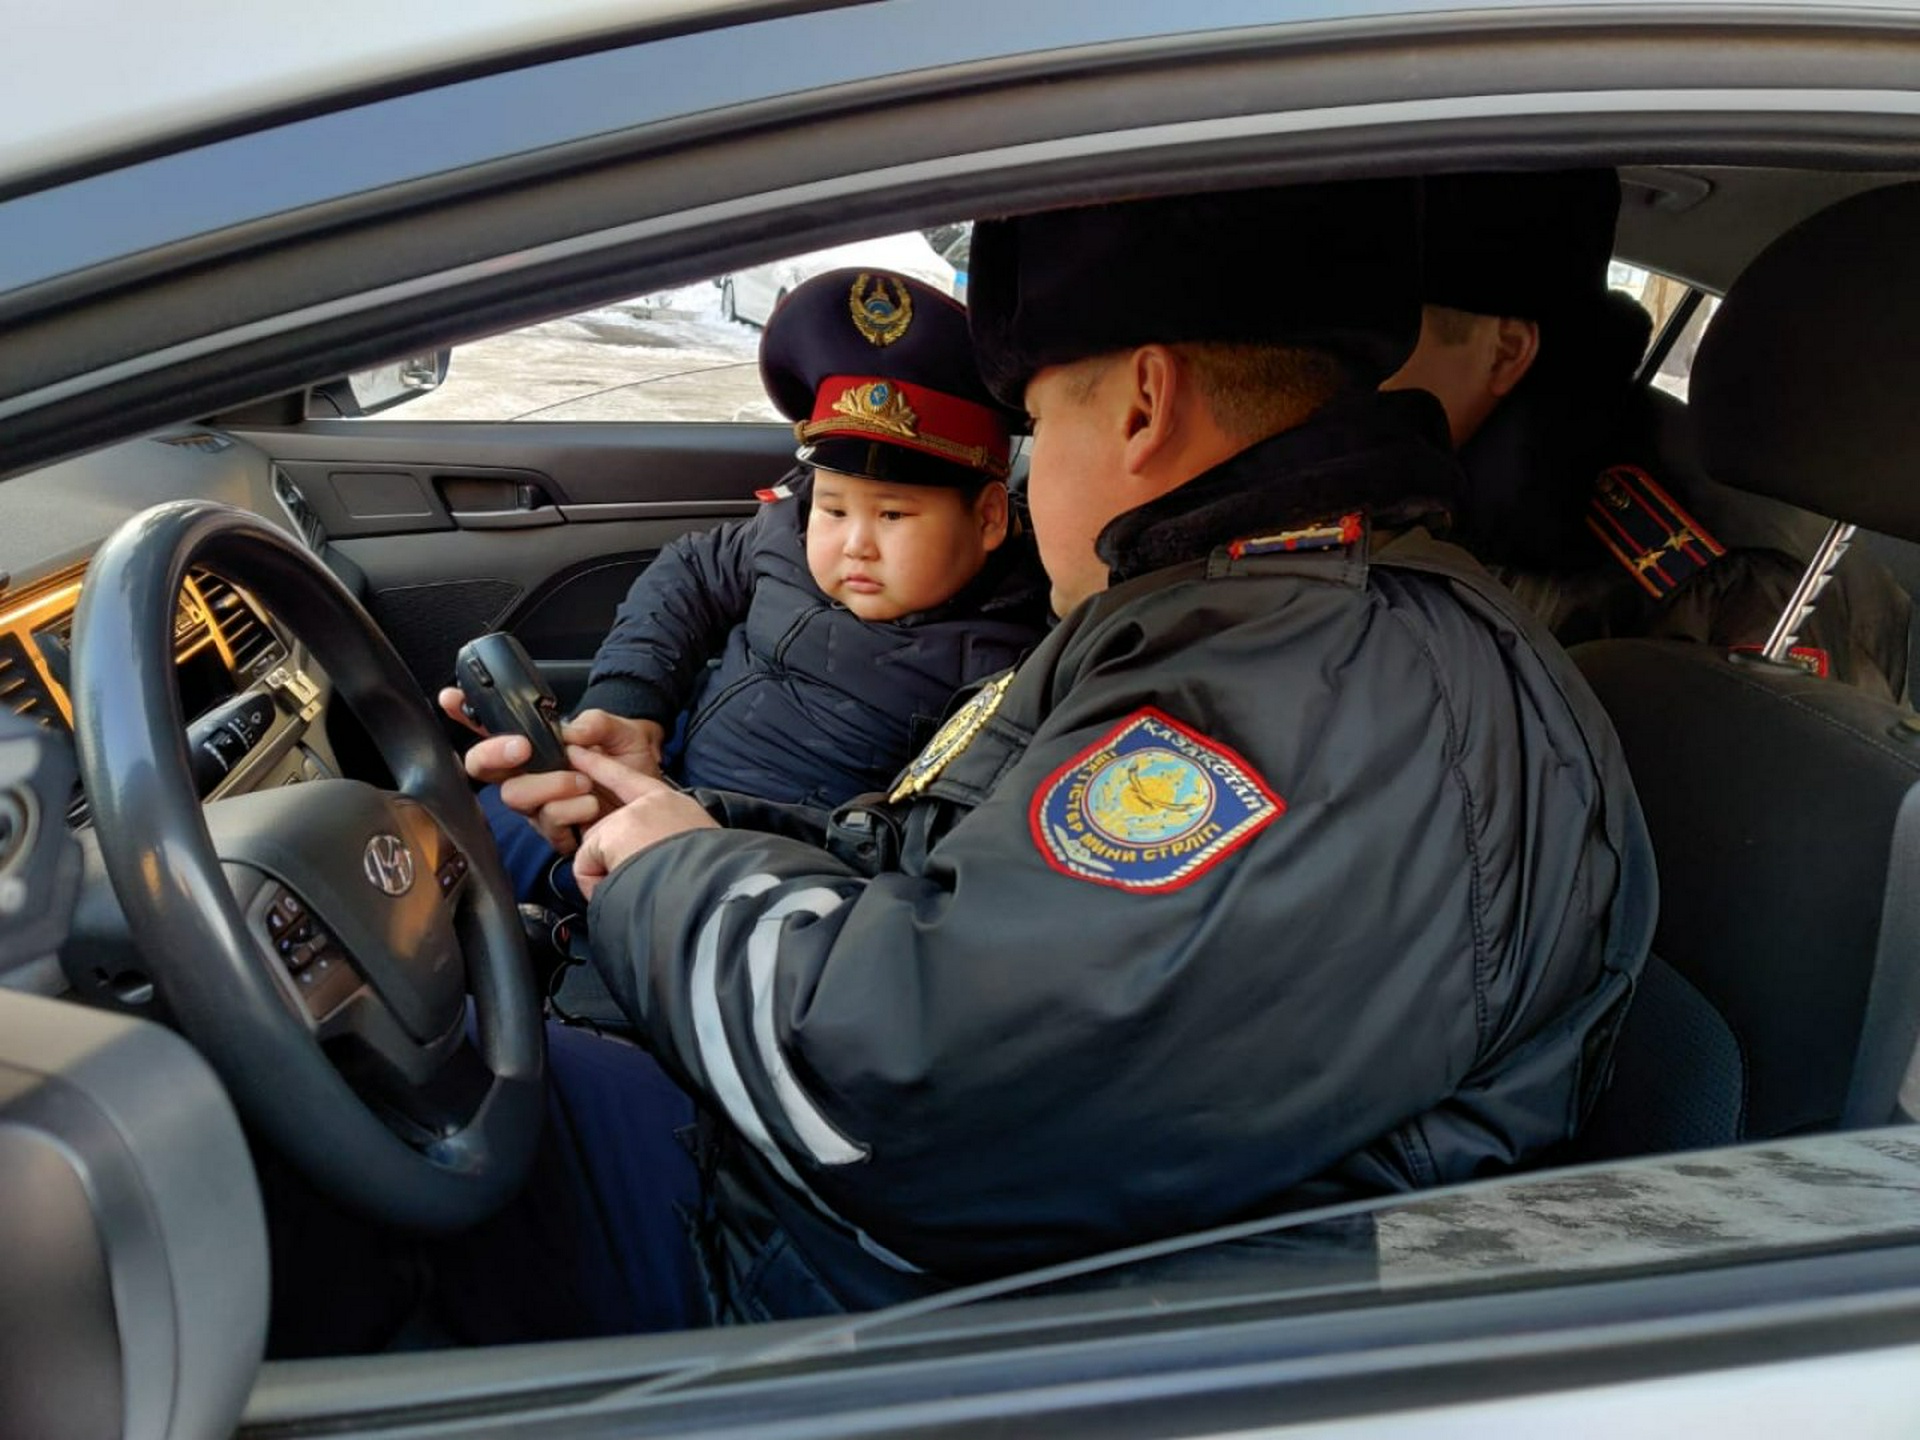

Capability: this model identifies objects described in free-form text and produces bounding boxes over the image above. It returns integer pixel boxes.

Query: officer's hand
[436,692,668,852]
[570,746,718,898]
[562,710,667,781]
[437,691,665,783]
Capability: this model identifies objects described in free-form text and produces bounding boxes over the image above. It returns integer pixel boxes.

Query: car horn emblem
[364,833,415,897]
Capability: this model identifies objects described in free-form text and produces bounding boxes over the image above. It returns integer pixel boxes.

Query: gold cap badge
[849,273,914,347]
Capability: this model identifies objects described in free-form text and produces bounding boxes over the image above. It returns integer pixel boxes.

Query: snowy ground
[395,274,1706,422]
[397,285,782,425]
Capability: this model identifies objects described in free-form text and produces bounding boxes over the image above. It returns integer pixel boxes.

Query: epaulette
[1586,463,1726,599]
[1226,512,1364,559]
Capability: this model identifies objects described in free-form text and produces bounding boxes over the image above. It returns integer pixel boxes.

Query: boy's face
[806,470,1009,621]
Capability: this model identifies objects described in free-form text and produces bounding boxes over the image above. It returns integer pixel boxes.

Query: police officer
[456,179,1652,1330]
[1384,169,1911,700]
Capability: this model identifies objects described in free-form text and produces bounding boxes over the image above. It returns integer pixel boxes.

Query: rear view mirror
[313,350,451,417]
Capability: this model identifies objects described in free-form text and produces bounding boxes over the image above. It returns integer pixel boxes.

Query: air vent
[194,573,284,674]
[272,468,328,551]
[0,633,63,731]
[154,431,235,454]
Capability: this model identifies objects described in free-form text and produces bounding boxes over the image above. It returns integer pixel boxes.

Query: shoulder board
[1585,463,1726,599]
[1226,512,1365,559]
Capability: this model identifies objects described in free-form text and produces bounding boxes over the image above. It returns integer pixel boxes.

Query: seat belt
[1905,605,1920,709]
[1842,778,1920,1126]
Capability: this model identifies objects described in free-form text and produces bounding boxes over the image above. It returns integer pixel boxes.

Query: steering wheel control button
[264,889,329,973]
[436,850,469,895]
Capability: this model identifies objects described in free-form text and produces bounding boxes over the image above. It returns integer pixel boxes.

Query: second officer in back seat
[1384,168,1913,702]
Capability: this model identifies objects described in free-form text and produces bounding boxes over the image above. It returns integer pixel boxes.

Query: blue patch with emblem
[1028,709,1284,893]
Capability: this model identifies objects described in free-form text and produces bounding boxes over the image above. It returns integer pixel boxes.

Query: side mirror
[312,349,451,417]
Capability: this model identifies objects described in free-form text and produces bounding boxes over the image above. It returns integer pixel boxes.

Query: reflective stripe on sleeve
[686,872,921,1273]
[748,889,870,1166]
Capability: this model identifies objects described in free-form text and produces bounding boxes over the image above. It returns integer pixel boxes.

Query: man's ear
[1120,345,1183,479]
[1487,317,1542,399]
[974,480,1011,551]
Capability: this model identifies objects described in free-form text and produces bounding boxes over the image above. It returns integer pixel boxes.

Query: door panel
[235,420,792,698]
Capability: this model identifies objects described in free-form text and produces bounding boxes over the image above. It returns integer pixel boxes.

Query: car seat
[1574,180,1920,1157]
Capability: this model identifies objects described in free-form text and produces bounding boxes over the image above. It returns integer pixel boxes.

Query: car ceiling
[1617,164,1920,294]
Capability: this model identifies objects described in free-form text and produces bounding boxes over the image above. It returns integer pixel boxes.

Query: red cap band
[799,374,1011,477]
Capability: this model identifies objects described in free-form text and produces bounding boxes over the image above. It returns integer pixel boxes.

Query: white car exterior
[719,232,956,328]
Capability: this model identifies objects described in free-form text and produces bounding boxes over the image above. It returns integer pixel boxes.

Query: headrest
[968,180,1421,406]
[1692,180,1920,540]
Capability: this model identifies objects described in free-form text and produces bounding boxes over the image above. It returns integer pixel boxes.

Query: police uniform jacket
[575,490,1051,807]
[587,391,1657,1318]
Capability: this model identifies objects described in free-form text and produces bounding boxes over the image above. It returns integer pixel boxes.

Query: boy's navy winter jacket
[575,493,1052,806]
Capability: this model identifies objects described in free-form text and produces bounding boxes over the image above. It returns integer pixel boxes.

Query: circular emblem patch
[1083,749,1216,846]
[889,671,1012,802]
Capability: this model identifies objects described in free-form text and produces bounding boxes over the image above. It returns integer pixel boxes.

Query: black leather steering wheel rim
[73,500,543,1231]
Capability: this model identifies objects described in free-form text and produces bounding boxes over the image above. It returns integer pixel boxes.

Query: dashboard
[0,562,336,825]
[0,432,374,1008]
[0,427,355,834]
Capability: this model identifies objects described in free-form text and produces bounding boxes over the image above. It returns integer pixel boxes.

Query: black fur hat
[967,179,1424,407]
[1421,168,1622,326]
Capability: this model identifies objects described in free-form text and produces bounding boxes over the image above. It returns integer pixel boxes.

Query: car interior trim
[10,7,1920,345]
[9,96,1920,485]
[9,2,1920,298]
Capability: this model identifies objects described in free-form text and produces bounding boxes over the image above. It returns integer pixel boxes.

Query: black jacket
[576,491,1051,806]
[588,392,1656,1317]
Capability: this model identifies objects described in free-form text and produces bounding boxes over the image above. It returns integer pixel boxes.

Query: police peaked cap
[1421,168,1622,325]
[760,267,1018,488]
[966,179,1424,407]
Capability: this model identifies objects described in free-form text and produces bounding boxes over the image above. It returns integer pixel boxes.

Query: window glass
[389,227,969,423]
[1607,259,1721,403]
[1644,292,1721,403]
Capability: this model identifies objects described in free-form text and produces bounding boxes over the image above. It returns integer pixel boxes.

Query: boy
[447,267,1050,902]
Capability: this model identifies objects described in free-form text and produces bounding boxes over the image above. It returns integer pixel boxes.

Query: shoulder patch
[1029,709,1283,893]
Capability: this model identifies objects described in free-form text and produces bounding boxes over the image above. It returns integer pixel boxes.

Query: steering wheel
[72,500,543,1231]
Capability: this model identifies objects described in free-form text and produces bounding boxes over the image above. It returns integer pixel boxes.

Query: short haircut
[1422,304,1483,345]
[1173,342,1348,443]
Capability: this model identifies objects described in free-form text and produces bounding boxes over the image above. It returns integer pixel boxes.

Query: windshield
[623,1127,1920,1398]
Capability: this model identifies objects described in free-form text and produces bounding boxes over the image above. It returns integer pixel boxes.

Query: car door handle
[443,477,566,529]
[448,507,565,529]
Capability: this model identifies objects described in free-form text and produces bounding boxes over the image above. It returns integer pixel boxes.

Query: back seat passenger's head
[1455,287,1652,569]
